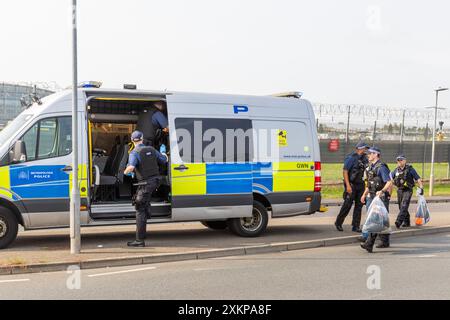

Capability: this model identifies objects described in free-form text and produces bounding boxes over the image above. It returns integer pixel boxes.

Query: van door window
[17,116,72,163]
[252,120,313,162]
[22,122,39,161]
[174,118,252,163]
[37,118,58,158]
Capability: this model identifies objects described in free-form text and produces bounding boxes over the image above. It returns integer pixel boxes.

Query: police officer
[136,101,169,147]
[376,155,424,228]
[360,147,392,253]
[124,131,168,247]
[334,142,369,232]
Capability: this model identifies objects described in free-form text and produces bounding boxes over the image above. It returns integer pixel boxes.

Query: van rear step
[90,202,171,219]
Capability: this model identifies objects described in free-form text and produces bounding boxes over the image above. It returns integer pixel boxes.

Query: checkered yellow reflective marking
[272,161,315,192]
[0,166,12,199]
[171,163,206,196]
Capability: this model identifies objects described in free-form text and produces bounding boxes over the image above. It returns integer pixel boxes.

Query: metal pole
[429,91,438,196]
[400,109,405,153]
[372,120,377,142]
[345,105,350,144]
[70,0,81,254]
[447,162,449,179]
[422,122,428,178]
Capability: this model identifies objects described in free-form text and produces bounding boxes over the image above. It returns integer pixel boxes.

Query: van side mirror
[10,140,27,164]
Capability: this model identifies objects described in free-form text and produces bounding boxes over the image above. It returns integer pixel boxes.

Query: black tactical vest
[348,153,366,184]
[366,161,388,194]
[136,108,157,145]
[134,145,159,181]
[393,164,415,190]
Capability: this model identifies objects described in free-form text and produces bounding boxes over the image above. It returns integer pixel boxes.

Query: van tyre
[0,207,19,249]
[227,201,268,237]
[201,221,228,230]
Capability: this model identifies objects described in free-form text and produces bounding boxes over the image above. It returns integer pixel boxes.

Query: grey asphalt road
[1,232,449,300]
[3,202,450,267]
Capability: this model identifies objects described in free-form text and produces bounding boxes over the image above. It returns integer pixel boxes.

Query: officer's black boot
[360,234,375,253]
[334,222,344,232]
[360,243,373,253]
[376,234,390,248]
[402,214,411,227]
[127,240,145,247]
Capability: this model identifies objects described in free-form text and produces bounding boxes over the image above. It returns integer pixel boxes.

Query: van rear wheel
[227,201,268,237]
[0,207,19,249]
[201,221,228,230]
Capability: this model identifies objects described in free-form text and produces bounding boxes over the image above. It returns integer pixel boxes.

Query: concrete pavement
[1,202,450,274]
[0,232,449,299]
[323,195,450,206]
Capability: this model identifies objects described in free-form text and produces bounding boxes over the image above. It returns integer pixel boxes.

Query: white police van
[0,82,321,248]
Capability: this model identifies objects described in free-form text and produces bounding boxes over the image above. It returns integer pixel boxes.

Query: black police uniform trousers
[134,177,160,241]
[365,193,390,248]
[335,182,365,228]
[396,188,413,226]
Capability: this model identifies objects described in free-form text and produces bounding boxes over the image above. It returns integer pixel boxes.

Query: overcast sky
[1,0,449,109]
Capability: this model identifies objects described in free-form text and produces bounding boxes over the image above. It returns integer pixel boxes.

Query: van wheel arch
[0,199,24,227]
[253,192,271,212]
[0,206,19,249]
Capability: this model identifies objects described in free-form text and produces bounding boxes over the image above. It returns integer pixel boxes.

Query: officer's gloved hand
[125,171,135,178]
[160,144,166,154]
[417,187,424,196]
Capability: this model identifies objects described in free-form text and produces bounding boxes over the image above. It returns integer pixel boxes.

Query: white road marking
[417,255,437,258]
[0,279,30,284]
[194,265,261,272]
[88,266,157,278]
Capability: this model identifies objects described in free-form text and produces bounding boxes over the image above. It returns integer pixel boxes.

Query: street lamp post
[429,87,448,197]
[70,0,81,254]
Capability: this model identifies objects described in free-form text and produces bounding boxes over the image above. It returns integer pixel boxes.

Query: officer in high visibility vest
[124,131,168,247]
[376,155,424,228]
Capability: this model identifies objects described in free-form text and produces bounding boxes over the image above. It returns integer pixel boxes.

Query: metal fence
[313,103,449,143]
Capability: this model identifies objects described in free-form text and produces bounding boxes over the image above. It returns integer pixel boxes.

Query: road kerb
[0,267,12,275]
[1,225,450,275]
[244,244,288,255]
[197,248,246,259]
[80,257,143,270]
[287,240,325,250]
[142,252,198,265]
[323,236,360,246]
[11,262,80,275]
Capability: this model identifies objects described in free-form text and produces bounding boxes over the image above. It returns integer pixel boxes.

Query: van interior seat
[103,135,122,176]
[98,135,124,186]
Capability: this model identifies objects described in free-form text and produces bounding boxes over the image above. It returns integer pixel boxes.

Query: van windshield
[0,114,33,147]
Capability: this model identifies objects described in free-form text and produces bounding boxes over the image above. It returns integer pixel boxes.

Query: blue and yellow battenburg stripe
[0,164,88,200]
[171,162,315,196]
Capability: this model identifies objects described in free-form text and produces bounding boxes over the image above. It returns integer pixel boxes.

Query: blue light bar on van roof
[271,91,303,99]
[78,81,102,88]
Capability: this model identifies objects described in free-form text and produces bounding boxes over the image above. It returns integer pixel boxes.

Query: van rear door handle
[174,165,189,171]
[61,165,73,172]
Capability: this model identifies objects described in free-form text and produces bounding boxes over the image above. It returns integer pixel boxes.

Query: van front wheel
[227,201,268,237]
[0,207,19,249]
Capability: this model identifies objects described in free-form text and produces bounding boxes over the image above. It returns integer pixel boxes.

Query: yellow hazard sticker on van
[278,130,287,146]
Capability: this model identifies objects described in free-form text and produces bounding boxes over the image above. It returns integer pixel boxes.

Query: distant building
[0,82,54,128]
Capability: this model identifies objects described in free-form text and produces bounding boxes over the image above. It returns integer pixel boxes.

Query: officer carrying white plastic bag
[415,195,431,226]
[362,196,391,234]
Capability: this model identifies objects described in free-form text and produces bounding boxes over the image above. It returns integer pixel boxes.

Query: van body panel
[0,88,321,234]
[167,95,254,221]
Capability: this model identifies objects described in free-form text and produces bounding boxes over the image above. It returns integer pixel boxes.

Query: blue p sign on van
[233,105,249,114]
